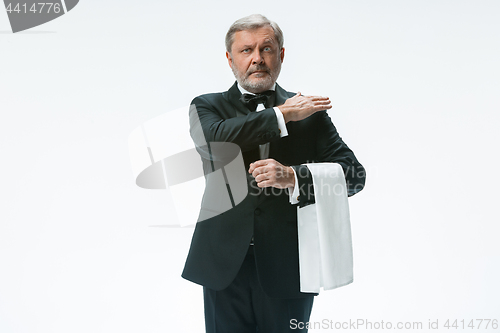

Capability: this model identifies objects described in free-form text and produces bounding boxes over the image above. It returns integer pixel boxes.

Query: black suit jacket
[182,82,365,298]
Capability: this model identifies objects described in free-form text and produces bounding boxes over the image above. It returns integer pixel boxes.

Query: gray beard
[232,63,281,93]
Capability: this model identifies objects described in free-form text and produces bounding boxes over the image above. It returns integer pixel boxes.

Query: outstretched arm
[190,93,332,152]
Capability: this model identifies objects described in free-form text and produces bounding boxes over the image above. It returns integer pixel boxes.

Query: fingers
[308,96,332,110]
[249,159,278,182]
[296,95,331,108]
[303,94,327,99]
[248,159,272,174]
[311,98,331,105]
[254,169,293,188]
[253,168,279,187]
[248,161,294,189]
[299,93,328,99]
[256,180,272,188]
[314,100,332,110]
[254,172,269,184]
[252,166,268,179]
[278,92,332,123]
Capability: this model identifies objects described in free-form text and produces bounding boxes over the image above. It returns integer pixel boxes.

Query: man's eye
[242,49,250,53]
[264,47,271,52]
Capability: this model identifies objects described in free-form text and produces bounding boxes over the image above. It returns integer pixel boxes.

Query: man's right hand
[277,92,332,123]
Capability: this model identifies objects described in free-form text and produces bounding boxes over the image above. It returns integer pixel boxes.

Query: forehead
[232,26,277,48]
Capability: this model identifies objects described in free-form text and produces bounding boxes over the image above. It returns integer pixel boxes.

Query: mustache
[247,65,270,76]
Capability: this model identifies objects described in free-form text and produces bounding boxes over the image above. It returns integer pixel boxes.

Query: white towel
[297,163,353,293]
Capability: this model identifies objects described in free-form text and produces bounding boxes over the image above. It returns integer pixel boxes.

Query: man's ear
[280,47,285,63]
[226,51,233,69]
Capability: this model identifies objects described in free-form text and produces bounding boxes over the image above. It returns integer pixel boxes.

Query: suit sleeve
[316,111,365,196]
[292,111,366,202]
[189,95,281,152]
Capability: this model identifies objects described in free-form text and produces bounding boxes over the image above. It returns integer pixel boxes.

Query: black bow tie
[239,90,275,112]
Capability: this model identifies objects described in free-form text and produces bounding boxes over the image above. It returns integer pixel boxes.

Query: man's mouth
[249,70,268,76]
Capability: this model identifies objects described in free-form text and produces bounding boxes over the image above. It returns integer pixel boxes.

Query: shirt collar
[237,82,276,96]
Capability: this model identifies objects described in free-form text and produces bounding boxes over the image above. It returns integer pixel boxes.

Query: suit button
[254,208,261,216]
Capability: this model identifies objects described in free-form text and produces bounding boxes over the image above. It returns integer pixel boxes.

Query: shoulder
[191,91,225,105]
[191,82,239,106]
[275,83,296,101]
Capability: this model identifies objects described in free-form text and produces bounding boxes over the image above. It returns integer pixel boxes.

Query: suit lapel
[274,83,290,106]
[224,81,251,117]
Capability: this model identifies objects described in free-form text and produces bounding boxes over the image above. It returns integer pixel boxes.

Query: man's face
[227,26,285,94]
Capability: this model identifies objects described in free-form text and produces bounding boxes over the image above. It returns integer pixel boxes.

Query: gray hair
[225,14,284,53]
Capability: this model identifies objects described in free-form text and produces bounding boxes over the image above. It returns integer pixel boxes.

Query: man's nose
[252,50,263,64]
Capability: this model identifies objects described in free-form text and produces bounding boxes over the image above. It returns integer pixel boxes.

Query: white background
[1,1,499,332]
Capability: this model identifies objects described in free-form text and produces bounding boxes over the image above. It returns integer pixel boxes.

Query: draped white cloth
[297,163,353,293]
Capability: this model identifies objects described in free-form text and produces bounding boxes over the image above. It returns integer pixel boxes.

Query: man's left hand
[248,159,295,189]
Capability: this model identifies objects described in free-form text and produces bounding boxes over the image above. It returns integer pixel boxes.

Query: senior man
[182,14,365,333]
